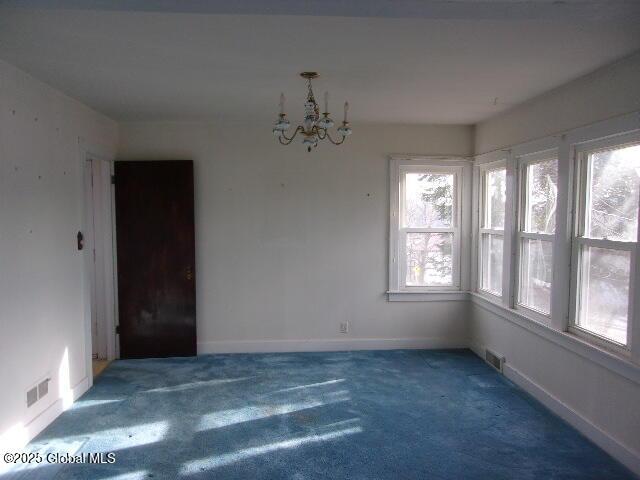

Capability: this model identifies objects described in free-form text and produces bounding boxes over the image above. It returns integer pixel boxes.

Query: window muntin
[517,156,558,316]
[479,164,506,296]
[396,164,461,290]
[572,141,640,347]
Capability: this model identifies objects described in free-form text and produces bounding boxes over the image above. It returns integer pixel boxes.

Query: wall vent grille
[485,349,504,373]
[26,378,50,407]
[38,379,49,398]
[26,387,38,407]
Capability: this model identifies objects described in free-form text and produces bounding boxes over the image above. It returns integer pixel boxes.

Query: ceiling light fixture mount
[273,72,352,152]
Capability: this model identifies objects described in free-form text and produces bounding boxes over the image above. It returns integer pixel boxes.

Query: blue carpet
[3,349,636,479]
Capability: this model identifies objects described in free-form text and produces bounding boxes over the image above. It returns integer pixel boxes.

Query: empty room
[1,1,640,479]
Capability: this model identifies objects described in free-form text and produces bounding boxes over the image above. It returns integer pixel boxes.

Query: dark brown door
[114,160,196,358]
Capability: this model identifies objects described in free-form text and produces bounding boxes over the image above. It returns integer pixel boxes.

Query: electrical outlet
[340,322,349,334]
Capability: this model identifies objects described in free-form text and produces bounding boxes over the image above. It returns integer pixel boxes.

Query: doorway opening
[83,155,118,380]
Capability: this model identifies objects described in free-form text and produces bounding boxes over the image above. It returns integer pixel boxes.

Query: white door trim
[79,139,117,388]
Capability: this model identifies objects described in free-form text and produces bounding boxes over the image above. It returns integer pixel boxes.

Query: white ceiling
[1,2,639,124]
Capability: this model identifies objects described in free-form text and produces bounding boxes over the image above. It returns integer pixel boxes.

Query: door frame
[79,139,118,388]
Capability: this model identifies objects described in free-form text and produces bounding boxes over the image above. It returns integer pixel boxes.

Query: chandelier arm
[316,127,327,140]
[324,130,347,145]
[284,125,304,141]
[279,126,303,145]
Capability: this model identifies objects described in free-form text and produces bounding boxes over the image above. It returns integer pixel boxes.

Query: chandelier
[273,72,352,152]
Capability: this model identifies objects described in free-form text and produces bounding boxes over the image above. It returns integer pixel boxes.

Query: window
[473,119,640,369]
[517,154,558,317]
[479,163,506,296]
[390,158,464,292]
[402,169,456,287]
[571,137,640,347]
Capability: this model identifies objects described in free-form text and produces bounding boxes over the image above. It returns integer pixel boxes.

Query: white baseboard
[470,294,640,386]
[198,337,468,354]
[502,363,640,476]
[0,376,90,452]
[469,341,484,359]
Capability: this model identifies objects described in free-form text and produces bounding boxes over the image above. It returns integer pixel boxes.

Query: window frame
[514,150,558,323]
[477,159,506,299]
[568,132,640,352]
[389,156,468,293]
[472,113,640,374]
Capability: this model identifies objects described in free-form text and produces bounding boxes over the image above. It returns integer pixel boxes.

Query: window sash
[519,231,553,242]
[574,137,640,241]
[570,238,635,348]
[575,237,635,251]
[479,227,503,235]
[402,227,456,234]
[480,165,506,230]
[516,236,554,319]
[399,168,458,230]
[569,324,631,354]
[518,155,558,235]
[399,230,458,288]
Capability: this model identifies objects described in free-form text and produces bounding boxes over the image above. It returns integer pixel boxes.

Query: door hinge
[111,174,116,185]
[115,325,120,335]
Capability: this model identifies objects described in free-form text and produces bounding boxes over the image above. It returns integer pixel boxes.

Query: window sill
[469,292,640,386]
[476,289,503,306]
[387,291,469,302]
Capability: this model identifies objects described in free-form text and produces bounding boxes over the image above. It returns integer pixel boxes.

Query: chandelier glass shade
[273,72,352,152]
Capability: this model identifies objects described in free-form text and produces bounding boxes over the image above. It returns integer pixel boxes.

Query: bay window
[472,117,640,365]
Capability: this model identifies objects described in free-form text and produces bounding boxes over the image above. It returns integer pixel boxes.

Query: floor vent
[485,349,504,373]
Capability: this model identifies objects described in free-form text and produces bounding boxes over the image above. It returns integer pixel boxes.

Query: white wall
[470,51,640,472]
[117,122,473,353]
[0,60,118,446]
[475,51,640,154]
